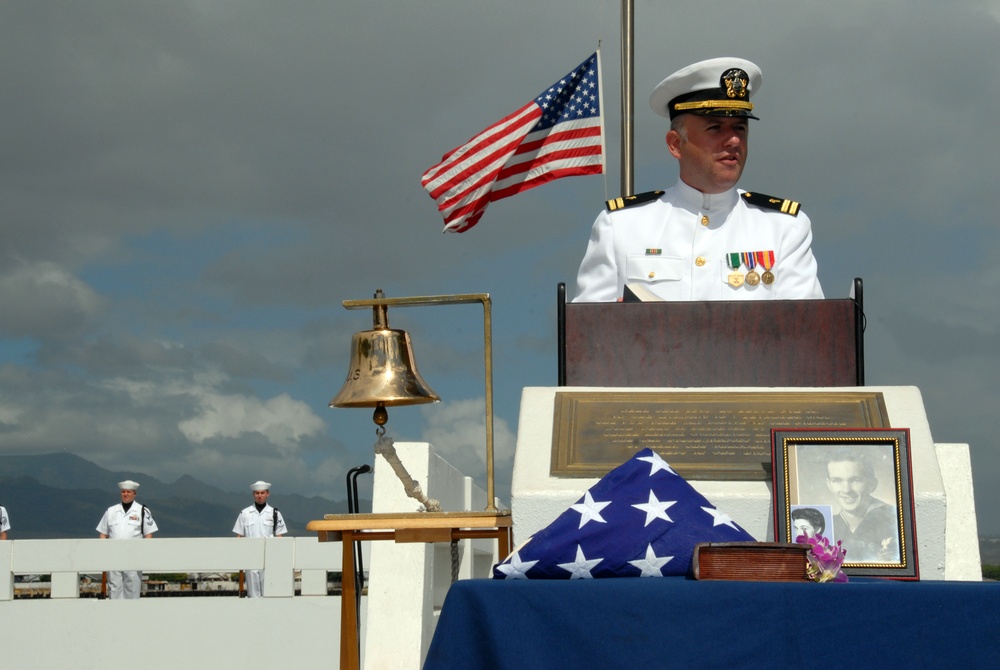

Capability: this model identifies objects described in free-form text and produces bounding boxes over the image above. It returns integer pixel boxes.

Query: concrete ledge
[937,442,982,580]
[512,386,959,580]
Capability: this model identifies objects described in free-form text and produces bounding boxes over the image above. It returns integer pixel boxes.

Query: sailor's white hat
[649,57,762,120]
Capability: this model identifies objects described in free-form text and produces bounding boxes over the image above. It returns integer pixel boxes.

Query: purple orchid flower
[796,534,849,583]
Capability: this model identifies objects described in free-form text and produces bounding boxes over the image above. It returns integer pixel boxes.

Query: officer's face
[826,460,873,514]
[253,489,270,504]
[667,115,748,194]
[120,489,136,504]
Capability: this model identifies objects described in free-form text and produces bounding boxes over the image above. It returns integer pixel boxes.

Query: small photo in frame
[771,428,918,579]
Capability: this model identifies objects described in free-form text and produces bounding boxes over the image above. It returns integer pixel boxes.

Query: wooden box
[691,542,811,581]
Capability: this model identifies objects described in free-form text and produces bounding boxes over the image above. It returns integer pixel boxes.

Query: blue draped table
[424,577,1000,669]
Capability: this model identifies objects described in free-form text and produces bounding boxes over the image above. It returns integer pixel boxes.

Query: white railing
[0,443,501,670]
[1,536,338,600]
[0,536,347,669]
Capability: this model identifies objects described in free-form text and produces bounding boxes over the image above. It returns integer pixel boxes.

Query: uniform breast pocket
[626,256,685,301]
[626,256,684,284]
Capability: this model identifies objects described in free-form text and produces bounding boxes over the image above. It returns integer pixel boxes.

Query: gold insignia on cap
[722,68,750,100]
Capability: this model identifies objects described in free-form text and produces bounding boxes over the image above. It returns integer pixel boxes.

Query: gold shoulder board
[606,190,665,212]
[741,191,801,216]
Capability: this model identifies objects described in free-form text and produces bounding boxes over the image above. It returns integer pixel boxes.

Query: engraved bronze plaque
[550,391,889,480]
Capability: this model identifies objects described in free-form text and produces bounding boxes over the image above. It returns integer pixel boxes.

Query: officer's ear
[666,129,684,159]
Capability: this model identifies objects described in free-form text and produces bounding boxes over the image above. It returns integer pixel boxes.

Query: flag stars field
[632,490,677,527]
[558,545,603,579]
[638,451,677,476]
[492,449,755,580]
[494,550,539,579]
[571,490,611,528]
[628,544,674,577]
[701,506,741,530]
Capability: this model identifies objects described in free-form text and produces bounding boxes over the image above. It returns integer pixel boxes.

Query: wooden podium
[557,279,864,387]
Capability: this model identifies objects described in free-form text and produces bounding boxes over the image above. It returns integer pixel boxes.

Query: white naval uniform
[1,505,10,535]
[96,502,158,599]
[232,504,287,597]
[574,180,824,302]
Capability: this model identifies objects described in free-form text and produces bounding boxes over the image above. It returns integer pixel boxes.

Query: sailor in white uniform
[574,57,823,303]
[96,479,158,599]
[1,504,10,539]
[233,480,287,597]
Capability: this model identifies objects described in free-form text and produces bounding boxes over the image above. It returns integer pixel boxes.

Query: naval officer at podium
[574,57,824,303]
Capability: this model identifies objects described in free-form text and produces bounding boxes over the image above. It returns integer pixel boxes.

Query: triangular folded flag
[493,448,756,579]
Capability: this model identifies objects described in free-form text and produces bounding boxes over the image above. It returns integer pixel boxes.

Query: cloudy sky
[3,1,999,535]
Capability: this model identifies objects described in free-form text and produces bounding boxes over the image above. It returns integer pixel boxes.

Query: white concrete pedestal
[511,386,980,580]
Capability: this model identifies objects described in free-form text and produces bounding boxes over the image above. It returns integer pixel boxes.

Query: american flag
[421,52,605,233]
[493,448,756,579]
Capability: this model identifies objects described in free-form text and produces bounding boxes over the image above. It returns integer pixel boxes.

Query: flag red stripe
[421,104,540,193]
[495,146,604,184]
[428,131,531,205]
[421,52,604,233]
[491,164,603,202]
[511,124,603,157]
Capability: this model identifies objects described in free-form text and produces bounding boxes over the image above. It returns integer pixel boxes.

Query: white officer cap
[118,480,140,491]
[649,57,762,120]
[250,480,271,491]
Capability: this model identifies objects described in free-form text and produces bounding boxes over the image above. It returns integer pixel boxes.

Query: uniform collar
[672,179,740,213]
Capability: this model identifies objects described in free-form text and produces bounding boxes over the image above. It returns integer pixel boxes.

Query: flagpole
[620,0,634,196]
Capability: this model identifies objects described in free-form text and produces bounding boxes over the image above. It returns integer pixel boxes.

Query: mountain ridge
[0,452,367,539]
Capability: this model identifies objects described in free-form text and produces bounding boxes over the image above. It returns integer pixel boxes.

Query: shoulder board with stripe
[605,190,664,212]
[741,191,801,217]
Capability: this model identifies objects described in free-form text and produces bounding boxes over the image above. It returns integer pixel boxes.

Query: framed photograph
[771,428,918,579]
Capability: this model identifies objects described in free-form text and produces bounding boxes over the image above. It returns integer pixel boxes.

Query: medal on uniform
[757,250,775,285]
[743,251,760,286]
[726,252,744,288]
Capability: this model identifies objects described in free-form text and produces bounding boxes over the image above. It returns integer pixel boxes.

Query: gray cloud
[2,1,999,533]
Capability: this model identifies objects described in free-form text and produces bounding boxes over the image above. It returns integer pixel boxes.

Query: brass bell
[330,327,440,409]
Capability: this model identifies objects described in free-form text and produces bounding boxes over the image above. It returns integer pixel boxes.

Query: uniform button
[648,271,655,279]
[701,215,710,226]
[695,256,707,267]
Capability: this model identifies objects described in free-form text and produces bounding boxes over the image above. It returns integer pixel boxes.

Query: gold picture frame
[771,428,918,580]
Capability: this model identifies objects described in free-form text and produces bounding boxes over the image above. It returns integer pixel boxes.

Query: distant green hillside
[0,452,367,539]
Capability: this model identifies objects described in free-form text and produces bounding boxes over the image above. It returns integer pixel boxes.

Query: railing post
[50,572,81,598]
[0,541,12,601]
[262,537,295,597]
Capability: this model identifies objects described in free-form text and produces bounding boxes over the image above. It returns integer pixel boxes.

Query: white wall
[0,446,504,670]
[512,386,982,581]
[0,537,344,668]
[363,442,502,670]
[1,597,342,669]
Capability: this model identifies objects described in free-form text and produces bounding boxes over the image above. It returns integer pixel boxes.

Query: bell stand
[308,292,512,670]
[339,291,503,515]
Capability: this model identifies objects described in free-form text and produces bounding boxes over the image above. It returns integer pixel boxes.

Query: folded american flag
[421,52,604,233]
[494,448,756,579]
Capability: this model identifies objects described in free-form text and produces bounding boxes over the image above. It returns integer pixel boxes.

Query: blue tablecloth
[424,577,1000,669]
